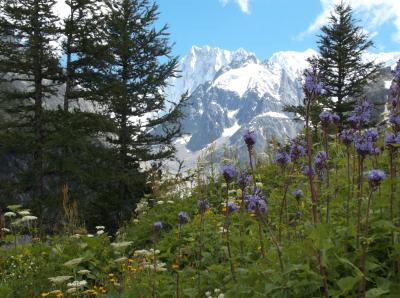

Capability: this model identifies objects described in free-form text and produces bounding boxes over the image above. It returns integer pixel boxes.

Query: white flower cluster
[134,248,160,257]
[48,275,73,284]
[135,199,149,214]
[144,261,167,272]
[111,241,133,250]
[96,225,105,235]
[205,288,224,298]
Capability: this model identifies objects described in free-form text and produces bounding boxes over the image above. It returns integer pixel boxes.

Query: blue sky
[156,0,400,60]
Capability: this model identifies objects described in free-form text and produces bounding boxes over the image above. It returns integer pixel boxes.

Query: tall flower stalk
[196,199,209,294]
[176,212,188,298]
[152,221,162,298]
[238,171,250,255]
[303,66,329,298]
[222,165,237,281]
[359,170,385,297]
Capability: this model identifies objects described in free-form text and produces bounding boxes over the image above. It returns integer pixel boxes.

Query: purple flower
[331,113,340,124]
[340,129,354,146]
[393,59,400,81]
[319,111,332,126]
[314,151,327,168]
[245,193,267,214]
[154,221,163,232]
[289,142,306,162]
[301,165,315,177]
[389,114,400,132]
[178,211,188,225]
[227,202,237,214]
[222,164,236,183]
[304,66,323,96]
[384,133,400,146]
[275,149,290,167]
[367,169,385,189]
[198,199,210,214]
[354,133,377,157]
[348,98,372,129]
[365,129,378,142]
[237,171,250,190]
[293,189,302,200]
[243,129,257,148]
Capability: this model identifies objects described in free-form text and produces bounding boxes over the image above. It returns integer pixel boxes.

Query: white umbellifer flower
[21,215,38,222]
[66,287,78,294]
[87,234,94,238]
[95,226,105,230]
[134,249,152,257]
[6,204,22,211]
[114,257,127,263]
[77,269,90,275]
[156,200,164,205]
[48,275,73,284]
[218,294,224,298]
[218,227,227,234]
[18,210,30,216]
[1,228,10,233]
[133,219,139,223]
[167,200,174,204]
[96,230,104,235]
[71,234,80,238]
[4,212,16,217]
[256,182,263,188]
[205,291,211,297]
[111,241,133,249]
[67,280,87,288]
[144,262,166,272]
[63,257,84,267]
[214,288,221,293]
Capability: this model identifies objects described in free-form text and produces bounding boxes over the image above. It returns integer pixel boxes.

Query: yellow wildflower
[40,293,50,297]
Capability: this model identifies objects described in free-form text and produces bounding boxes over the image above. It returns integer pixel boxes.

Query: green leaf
[366,287,390,297]
[337,276,361,293]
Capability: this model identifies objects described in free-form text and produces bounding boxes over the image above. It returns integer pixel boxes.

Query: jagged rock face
[168,46,400,166]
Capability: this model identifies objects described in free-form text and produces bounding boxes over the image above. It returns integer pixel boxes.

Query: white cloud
[301,0,400,43]
[219,0,251,14]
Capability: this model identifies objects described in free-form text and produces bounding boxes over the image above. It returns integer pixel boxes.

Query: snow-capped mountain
[168,45,400,167]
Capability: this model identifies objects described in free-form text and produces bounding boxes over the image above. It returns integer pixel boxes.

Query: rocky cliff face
[166,46,400,167]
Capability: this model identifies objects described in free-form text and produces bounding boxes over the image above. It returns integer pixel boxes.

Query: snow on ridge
[222,121,240,137]
[257,111,289,119]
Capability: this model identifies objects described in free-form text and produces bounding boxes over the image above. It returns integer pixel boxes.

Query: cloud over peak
[219,0,251,15]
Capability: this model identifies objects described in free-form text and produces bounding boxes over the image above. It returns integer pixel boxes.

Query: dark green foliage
[0,0,62,213]
[284,2,382,128]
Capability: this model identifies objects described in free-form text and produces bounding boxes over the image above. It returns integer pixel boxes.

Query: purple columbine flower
[367,169,385,189]
[222,164,236,184]
[293,189,302,200]
[198,199,210,214]
[384,133,400,146]
[178,211,188,225]
[340,129,354,146]
[304,66,323,96]
[154,221,163,232]
[275,150,290,167]
[227,202,238,214]
[237,171,250,190]
[243,129,257,148]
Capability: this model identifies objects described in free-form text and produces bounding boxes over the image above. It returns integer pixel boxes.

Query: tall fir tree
[0,0,61,213]
[79,0,187,227]
[285,1,382,129]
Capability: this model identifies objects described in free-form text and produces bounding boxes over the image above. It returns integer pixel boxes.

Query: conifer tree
[0,0,61,211]
[285,2,381,128]
[79,0,186,225]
